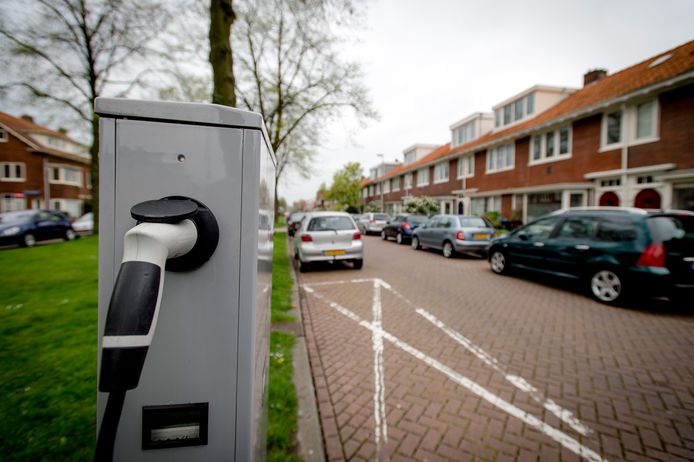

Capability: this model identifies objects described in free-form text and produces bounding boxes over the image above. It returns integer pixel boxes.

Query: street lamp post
[377,153,384,213]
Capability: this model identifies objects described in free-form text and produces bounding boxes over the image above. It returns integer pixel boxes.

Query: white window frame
[382,180,390,194]
[1,193,26,212]
[433,162,449,184]
[486,143,515,174]
[632,98,659,145]
[416,168,429,187]
[600,99,660,152]
[404,173,412,189]
[362,188,368,199]
[600,109,624,151]
[0,128,8,143]
[1,162,26,182]
[392,176,400,192]
[457,155,474,179]
[529,126,572,165]
[49,165,83,187]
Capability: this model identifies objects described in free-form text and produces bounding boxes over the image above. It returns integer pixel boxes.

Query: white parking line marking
[302,278,606,461]
[372,280,388,452]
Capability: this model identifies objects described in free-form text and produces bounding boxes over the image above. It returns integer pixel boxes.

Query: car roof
[303,211,352,218]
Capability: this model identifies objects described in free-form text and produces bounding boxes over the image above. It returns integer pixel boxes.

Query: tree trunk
[209,0,236,106]
[274,174,280,225]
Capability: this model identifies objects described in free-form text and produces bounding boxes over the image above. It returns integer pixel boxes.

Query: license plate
[324,249,345,256]
[473,233,489,240]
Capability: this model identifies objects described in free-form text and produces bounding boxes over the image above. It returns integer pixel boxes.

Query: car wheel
[489,250,508,274]
[411,236,421,250]
[442,241,455,258]
[64,228,77,241]
[353,259,363,270]
[298,259,310,273]
[21,233,37,248]
[381,230,387,240]
[589,268,624,305]
[396,232,404,245]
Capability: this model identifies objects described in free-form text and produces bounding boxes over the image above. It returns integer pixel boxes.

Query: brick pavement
[296,235,694,461]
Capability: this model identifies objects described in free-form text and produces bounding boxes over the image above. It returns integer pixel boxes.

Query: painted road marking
[371,280,388,453]
[303,279,605,462]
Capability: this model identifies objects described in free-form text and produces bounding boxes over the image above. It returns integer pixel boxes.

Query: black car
[0,209,77,248]
[381,214,428,244]
[487,208,694,305]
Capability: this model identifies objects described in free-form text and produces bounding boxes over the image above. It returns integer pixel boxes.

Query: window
[307,216,356,231]
[0,128,7,142]
[526,94,535,114]
[514,99,524,121]
[416,168,429,186]
[471,196,501,215]
[1,162,26,181]
[487,143,515,173]
[495,110,501,127]
[600,178,621,187]
[457,155,474,178]
[637,175,654,184]
[530,127,571,164]
[434,162,449,183]
[383,180,390,194]
[49,166,83,186]
[404,152,416,164]
[557,217,598,239]
[1,194,26,212]
[363,188,368,199]
[452,122,476,147]
[603,110,623,147]
[404,173,412,189]
[503,105,512,125]
[392,177,400,192]
[636,100,656,140]
[523,217,560,240]
[375,183,381,194]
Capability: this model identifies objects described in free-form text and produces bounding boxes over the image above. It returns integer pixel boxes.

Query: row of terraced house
[362,40,694,224]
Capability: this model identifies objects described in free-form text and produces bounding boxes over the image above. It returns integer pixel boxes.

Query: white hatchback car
[294,211,363,272]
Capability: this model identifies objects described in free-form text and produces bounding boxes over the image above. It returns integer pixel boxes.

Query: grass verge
[0,237,98,462]
[271,232,296,324]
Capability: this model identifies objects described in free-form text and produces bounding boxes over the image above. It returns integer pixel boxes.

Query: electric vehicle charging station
[95,98,275,461]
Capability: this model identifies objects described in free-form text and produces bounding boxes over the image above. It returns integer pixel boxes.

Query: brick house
[0,112,91,217]
[363,40,694,222]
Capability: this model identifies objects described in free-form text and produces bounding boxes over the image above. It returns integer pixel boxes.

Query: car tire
[396,232,404,245]
[21,233,36,248]
[353,259,363,270]
[442,241,455,258]
[381,230,387,240]
[489,249,509,275]
[411,236,421,250]
[298,259,310,273]
[589,268,625,305]
[64,228,77,241]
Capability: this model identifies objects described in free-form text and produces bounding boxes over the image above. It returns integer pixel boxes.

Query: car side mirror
[518,232,528,241]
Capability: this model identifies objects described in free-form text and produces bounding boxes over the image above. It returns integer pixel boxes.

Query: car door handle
[533,242,544,247]
[574,244,590,250]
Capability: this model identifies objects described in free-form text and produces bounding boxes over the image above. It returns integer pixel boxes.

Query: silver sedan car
[411,214,495,258]
[294,211,363,272]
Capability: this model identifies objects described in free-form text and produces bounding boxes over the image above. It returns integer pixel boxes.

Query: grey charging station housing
[96,98,276,461]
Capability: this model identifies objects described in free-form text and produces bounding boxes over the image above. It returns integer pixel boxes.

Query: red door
[634,188,661,209]
[599,192,620,206]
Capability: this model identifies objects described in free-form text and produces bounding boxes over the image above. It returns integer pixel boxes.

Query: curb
[286,235,326,462]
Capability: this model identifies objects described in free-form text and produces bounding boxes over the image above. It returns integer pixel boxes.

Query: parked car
[294,211,363,272]
[72,212,94,235]
[411,214,495,258]
[287,212,305,236]
[357,212,390,235]
[487,207,694,305]
[381,214,428,244]
[0,209,77,248]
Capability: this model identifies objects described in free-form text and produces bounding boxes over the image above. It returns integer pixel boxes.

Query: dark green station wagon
[487,208,694,305]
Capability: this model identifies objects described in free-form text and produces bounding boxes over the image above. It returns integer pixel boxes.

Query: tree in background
[327,162,363,212]
[209,0,236,106]
[0,0,179,233]
[233,0,376,218]
[404,196,439,216]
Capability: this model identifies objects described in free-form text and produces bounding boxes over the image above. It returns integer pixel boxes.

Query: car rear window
[596,219,637,242]
[407,216,428,224]
[458,217,488,228]
[647,215,694,243]
[374,214,390,221]
[307,216,356,231]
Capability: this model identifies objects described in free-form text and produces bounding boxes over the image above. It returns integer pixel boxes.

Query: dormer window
[496,94,534,128]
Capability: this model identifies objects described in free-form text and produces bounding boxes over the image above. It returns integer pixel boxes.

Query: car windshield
[290,213,304,221]
[0,211,34,225]
[307,216,356,231]
[458,217,488,228]
[407,216,428,224]
[374,214,390,221]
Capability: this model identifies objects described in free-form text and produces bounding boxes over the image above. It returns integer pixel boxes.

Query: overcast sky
[281,0,694,206]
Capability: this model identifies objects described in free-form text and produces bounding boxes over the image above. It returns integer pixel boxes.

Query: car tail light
[637,242,665,268]
[402,222,410,230]
[300,234,313,242]
[353,233,361,240]
[455,231,465,241]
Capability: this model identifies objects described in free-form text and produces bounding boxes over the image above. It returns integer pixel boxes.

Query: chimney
[20,114,35,124]
[583,69,607,87]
